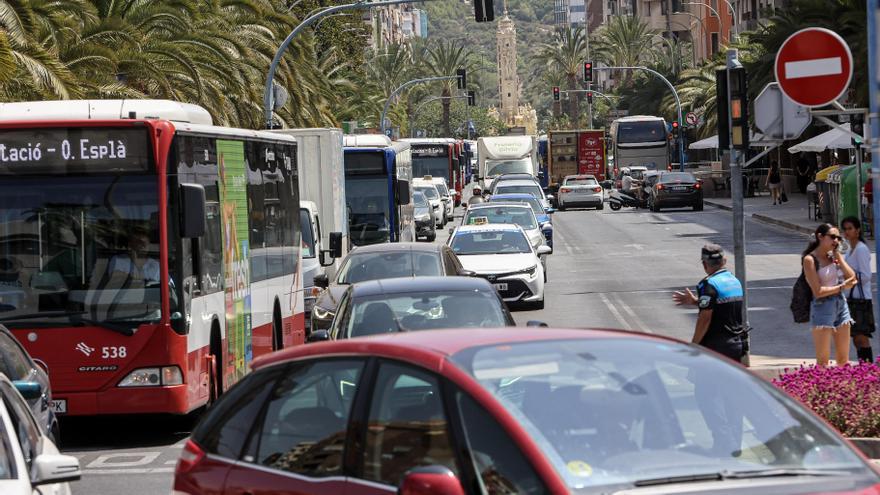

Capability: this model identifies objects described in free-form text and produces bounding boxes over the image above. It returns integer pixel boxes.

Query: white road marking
[681,306,776,314]
[86,452,161,469]
[599,293,631,330]
[613,293,652,333]
[784,57,843,79]
[82,468,175,475]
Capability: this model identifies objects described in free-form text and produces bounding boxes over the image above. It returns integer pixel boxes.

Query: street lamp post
[263,0,426,129]
[595,66,686,170]
[381,75,461,135]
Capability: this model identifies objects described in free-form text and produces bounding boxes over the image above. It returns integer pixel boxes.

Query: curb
[704,200,812,235]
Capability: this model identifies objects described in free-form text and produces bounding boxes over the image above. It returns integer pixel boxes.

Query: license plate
[50,399,67,414]
[493,283,508,291]
[672,186,688,191]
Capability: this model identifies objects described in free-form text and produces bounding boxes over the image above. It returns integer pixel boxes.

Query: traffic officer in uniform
[673,243,747,362]
[673,243,747,457]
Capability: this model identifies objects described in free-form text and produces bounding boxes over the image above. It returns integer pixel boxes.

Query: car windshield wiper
[632,468,848,488]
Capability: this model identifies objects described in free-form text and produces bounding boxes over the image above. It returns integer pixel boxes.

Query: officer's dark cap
[701,243,725,261]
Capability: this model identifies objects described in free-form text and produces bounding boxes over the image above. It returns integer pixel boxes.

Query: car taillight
[694,182,701,189]
[657,184,664,190]
[560,187,572,193]
[176,439,205,476]
[593,187,602,192]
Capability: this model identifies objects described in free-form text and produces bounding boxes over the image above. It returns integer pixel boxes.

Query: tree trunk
[567,73,579,127]
[442,87,451,136]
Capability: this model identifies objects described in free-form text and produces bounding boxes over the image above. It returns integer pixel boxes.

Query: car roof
[468,202,531,210]
[489,193,539,200]
[253,328,672,370]
[454,223,522,233]
[349,276,494,297]
[495,173,536,180]
[348,242,445,255]
[564,174,596,180]
[495,180,541,187]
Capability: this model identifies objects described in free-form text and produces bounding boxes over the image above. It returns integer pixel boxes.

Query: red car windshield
[452,338,873,491]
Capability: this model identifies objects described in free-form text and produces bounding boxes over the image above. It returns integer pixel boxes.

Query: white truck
[269,128,347,330]
[477,135,538,191]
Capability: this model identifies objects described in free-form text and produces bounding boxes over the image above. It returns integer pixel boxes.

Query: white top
[845,241,873,300]
[108,256,160,285]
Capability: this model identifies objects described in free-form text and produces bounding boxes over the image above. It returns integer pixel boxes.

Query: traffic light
[715,69,730,151]
[552,86,560,102]
[671,121,680,139]
[467,90,476,107]
[583,61,593,82]
[456,68,467,90]
[473,0,494,22]
[728,66,749,151]
[852,113,865,147]
[586,91,593,104]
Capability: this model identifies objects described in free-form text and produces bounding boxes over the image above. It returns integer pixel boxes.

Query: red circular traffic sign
[774,27,853,108]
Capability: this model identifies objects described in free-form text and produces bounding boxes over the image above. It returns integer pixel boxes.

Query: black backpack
[791,255,818,323]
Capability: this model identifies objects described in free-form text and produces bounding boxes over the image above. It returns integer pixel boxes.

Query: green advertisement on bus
[217,139,252,383]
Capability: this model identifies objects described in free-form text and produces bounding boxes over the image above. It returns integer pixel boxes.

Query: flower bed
[773,362,880,438]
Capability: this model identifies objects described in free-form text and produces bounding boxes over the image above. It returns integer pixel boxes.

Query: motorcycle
[608,189,642,211]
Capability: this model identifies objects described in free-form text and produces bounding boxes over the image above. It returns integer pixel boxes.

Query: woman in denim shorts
[803,223,858,366]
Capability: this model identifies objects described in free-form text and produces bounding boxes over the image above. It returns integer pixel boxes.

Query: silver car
[558,174,604,210]
[491,179,552,210]
[461,203,551,259]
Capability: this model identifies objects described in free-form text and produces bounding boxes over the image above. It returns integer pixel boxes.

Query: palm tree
[426,39,477,136]
[535,27,588,126]
[592,16,660,88]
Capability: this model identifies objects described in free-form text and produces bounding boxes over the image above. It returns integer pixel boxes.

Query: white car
[0,374,80,495]
[448,224,550,309]
[422,175,455,220]
[413,182,445,227]
[491,179,552,210]
[558,174,604,210]
[461,203,549,255]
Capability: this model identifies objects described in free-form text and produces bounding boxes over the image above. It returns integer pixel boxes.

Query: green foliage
[410,99,505,138]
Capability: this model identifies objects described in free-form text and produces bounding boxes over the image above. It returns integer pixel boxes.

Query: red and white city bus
[0,100,305,416]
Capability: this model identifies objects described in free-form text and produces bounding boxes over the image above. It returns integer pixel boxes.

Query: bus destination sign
[412,146,448,157]
[0,127,151,173]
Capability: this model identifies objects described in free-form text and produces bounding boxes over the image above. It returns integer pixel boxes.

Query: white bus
[610,116,670,172]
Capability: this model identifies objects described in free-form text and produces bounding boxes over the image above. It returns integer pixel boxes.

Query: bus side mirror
[319,232,343,267]
[396,179,411,205]
[180,183,206,238]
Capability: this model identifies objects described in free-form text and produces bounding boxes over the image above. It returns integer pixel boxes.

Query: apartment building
[365,4,427,52]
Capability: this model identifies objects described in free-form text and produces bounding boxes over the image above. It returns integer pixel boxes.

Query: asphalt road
[64,199,816,495]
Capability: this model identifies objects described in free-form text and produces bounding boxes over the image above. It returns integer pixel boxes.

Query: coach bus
[343,134,415,245]
[610,115,670,171]
[0,100,305,416]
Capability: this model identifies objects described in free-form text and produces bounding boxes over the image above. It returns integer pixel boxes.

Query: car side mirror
[537,245,552,256]
[448,227,455,235]
[458,269,476,277]
[33,359,49,374]
[179,183,206,238]
[399,466,465,495]
[313,274,329,289]
[33,454,81,486]
[307,329,331,343]
[546,208,556,215]
[13,380,41,400]
[546,194,555,201]
[526,320,549,327]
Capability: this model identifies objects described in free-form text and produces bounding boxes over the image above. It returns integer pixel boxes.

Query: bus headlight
[118,366,183,387]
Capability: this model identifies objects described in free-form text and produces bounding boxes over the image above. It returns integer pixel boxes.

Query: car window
[451,230,532,255]
[329,291,353,339]
[564,178,597,186]
[415,186,439,200]
[0,333,30,380]
[250,359,364,477]
[661,172,696,183]
[465,207,537,230]
[362,362,459,487]
[435,183,450,196]
[299,209,316,259]
[456,390,549,494]
[0,382,40,471]
[495,185,542,199]
[0,415,15,480]
[337,251,441,284]
[191,367,281,459]
[413,191,429,208]
[443,249,462,275]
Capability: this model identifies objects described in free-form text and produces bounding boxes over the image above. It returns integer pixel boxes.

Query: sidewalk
[704,191,821,235]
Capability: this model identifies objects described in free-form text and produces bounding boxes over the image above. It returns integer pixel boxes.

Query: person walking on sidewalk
[842,216,875,362]
[796,153,811,193]
[803,224,858,366]
[673,244,747,363]
[766,161,783,205]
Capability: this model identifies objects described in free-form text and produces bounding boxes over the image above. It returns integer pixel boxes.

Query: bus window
[345,153,391,246]
[617,121,667,143]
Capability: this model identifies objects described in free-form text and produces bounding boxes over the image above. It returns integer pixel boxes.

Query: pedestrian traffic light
[586,91,593,104]
[473,0,494,22]
[583,61,593,82]
[467,90,476,107]
[552,86,560,102]
[728,66,749,151]
[852,113,865,148]
[456,68,467,90]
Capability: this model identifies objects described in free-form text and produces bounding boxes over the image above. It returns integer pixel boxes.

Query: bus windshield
[0,174,165,327]
[412,156,450,183]
[617,121,667,144]
[487,158,531,177]
[345,175,391,246]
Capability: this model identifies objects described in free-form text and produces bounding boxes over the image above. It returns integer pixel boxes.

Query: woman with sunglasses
[803,223,858,366]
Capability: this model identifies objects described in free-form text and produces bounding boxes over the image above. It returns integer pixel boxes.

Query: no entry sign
[774,28,853,108]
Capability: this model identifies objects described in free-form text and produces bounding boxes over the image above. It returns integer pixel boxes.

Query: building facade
[366,4,427,52]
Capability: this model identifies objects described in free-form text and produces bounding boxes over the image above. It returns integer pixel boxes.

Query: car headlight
[520,265,538,278]
[118,366,183,387]
[313,306,335,320]
[433,204,440,210]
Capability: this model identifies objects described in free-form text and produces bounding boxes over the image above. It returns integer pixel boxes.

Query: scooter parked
[608,189,642,210]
